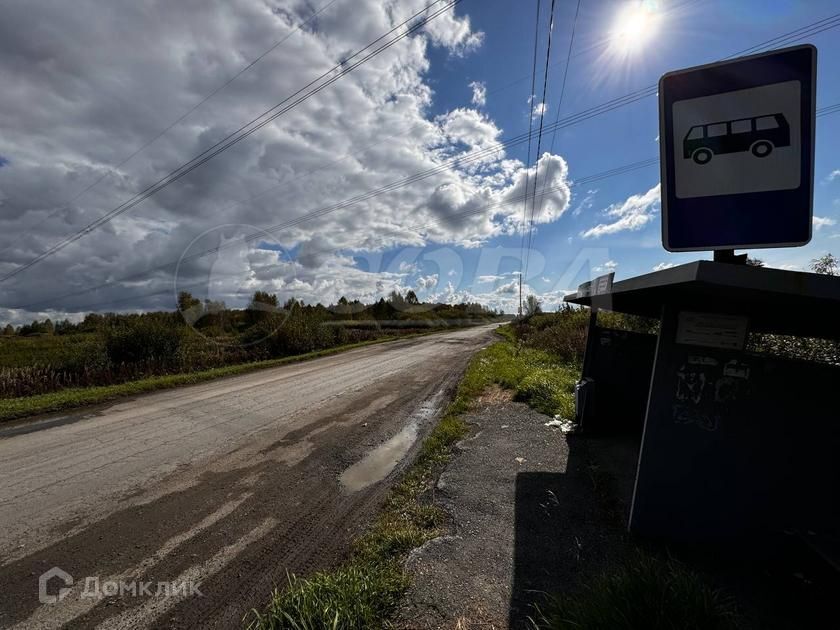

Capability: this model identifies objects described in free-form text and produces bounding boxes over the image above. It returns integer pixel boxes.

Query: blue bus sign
[659,45,816,252]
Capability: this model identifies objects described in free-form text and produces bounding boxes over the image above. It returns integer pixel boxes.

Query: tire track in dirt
[0,326,495,629]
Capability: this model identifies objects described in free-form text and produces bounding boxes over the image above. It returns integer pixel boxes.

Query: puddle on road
[340,422,419,492]
[340,391,445,492]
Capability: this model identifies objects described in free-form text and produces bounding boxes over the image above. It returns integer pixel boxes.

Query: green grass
[0,333,99,368]
[532,552,741,630]
[0,335,421,423]
[248,326,738,629]
[464,327,578,418]
[246,334,508,629]
[246,330,580,629]
[249,564,408,630]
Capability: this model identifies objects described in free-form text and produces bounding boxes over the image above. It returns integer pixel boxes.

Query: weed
[532,552,741,630]
[246,331,581,628]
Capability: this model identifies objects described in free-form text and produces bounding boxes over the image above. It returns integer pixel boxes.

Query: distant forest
[0,290,502,399]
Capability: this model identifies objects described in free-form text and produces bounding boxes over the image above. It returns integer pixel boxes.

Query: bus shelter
[565,261,840,542]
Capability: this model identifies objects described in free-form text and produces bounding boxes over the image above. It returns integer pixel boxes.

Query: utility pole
[518,272,522,318]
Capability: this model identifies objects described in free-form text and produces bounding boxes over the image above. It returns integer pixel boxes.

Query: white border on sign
[659,44,817,252]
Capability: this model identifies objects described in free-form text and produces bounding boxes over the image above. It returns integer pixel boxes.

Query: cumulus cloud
[813,215,837,231]
[416,273,439,290]
[468,81,486,107]
[436,107,500,150]
[652,261,676,271]
[594,260,618,273]
[423,7,484,56]
[826,169,840,182]
[581,184,661,238]
[0,0,582,322]
[494,279,519,295]
[531,101,548,119]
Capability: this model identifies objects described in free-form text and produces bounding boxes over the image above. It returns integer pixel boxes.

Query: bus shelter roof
[564,261,840,340]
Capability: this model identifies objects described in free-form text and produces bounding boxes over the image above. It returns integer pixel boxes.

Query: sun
[610,1,661,54]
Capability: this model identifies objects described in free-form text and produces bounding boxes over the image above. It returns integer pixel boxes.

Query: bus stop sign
[659,45,816,251]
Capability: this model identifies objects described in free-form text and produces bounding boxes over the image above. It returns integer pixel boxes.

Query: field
[0,334,99,368]
[0,292,502,421]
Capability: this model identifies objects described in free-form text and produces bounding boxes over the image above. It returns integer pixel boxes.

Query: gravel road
[0,325,497,629]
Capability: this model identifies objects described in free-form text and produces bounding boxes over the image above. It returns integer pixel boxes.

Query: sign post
[659,44,816,253]
[563,45,840,543]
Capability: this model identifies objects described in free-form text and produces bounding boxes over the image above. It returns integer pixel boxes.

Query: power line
[0,0,341,258]
[523,0,557,283]
[525,0,582,282]
[818,103,840,117]
[17,85,840,316]
[547,0,582,156]
[486,0,706,100]
[9,89,663,311]
[728,13,840,59]
[14,96,840,314]
[7,13,840,306]
[11,6,835,283]
[0,0,461,283]
[519,0,543,316]
[20,156,663,313]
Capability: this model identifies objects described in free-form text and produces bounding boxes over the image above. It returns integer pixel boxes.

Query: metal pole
[713,249,748,265]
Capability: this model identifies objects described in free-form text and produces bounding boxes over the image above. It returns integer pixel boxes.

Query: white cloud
[436,107,500,150]
[571,189,597,216]
[581,184,661,238]
[468,80,486,107]
[594,260,618,273]
[813,215,837,231]
[494,279,519,295]
[652,261,675,271]
[416,273,439,290]
[0,1,579,320]
[531,101,547,119]
[826,169,840,182]
[423,7,484,56]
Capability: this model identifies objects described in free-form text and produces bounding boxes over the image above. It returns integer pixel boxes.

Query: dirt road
[0,325,497,629]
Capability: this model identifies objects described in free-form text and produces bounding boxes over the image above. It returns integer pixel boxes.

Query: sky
[1,0,839,323]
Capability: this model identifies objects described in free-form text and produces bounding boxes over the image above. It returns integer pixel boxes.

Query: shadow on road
[508,435,629,628]
[509,434,840,630]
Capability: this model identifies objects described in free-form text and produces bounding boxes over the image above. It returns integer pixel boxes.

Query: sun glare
[610,1,661,54]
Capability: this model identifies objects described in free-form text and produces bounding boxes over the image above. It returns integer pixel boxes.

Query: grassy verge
[246,328,579,629]
[0,333,443,423]
[470,327,579,419]
[532,551,740,630]
[247,324,739,629]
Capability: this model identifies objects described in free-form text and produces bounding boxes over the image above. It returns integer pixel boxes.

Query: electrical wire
[525,0,582,282]
[0,0,342,258]
[523,0,557,282]
[7,13,840,307]
[518,0,543,312]
[0,0,461,283]
[23,156,663,312]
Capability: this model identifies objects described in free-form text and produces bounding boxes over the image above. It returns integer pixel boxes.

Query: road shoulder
[396,397,628,629]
